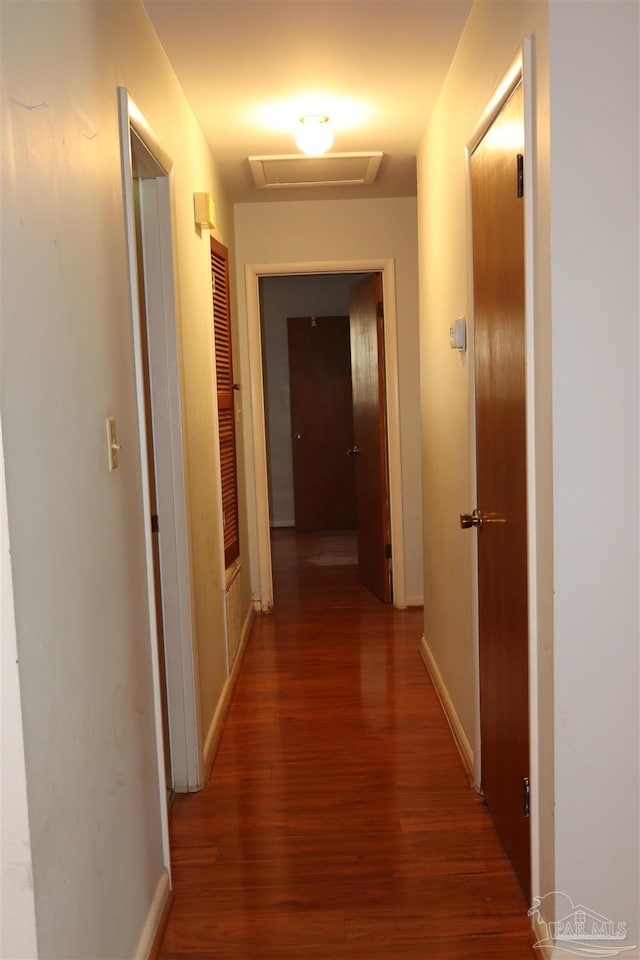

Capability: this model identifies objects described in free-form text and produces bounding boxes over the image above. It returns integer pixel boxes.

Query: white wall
[0,1,234,955]
[260,273,366,526]
[549,0,639,947]
[235,197,423,602]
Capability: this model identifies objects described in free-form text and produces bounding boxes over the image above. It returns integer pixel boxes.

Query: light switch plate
[449,317,466,351]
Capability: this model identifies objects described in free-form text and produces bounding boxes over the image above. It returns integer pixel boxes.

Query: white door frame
[245,258,406,610]
[117,89,202,824]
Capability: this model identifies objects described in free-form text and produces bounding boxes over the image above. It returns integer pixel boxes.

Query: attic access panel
[248,152,383,190]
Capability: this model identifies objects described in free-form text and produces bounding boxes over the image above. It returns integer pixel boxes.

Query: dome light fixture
[295,114,334,156]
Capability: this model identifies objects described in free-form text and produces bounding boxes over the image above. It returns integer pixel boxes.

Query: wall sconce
[193,192,215,230]
[295,115,334,156]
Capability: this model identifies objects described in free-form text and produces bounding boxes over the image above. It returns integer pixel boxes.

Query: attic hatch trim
[248,151,383,190]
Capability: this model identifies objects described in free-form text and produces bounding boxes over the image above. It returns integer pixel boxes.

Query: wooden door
[287,316,356,531]
[349,275,391,603]
[469,81,530,898]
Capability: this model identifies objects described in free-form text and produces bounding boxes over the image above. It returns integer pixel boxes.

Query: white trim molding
[403,593,424,608]
[118,88,202,814]
[419,635,475,786]
[1,422,38,959]
[203,601,255,777]
[134,869,170,960]
[244,258,406,610]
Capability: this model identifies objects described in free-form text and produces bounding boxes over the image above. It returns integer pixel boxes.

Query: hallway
[158,530,534,959]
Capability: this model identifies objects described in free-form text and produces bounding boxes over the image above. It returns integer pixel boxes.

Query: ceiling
[142,1,472,203]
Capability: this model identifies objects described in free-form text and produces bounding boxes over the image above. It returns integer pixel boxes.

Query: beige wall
[418,0,553,915]
[234,197,423,602]
[1,1,234,955]
[418,0,551,771]
[419,0,638,947]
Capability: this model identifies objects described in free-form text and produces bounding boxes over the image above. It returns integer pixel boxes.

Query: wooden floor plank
[159,529,534,959]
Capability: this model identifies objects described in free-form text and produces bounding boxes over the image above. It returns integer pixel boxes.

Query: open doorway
[260,274,364,529]
[118,90,202,822]
[259,271,393,604]
[245,257,406,611]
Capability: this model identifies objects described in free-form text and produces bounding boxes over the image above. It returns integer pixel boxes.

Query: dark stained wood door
[287,316,356,531]
[349,275,391,603]
[470,81,530,898]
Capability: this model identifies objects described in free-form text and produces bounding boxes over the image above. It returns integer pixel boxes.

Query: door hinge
[516,154,524,198]
[384,543,392,559]
[523,776,530,817]
[377,300,384,317]
[151,514,159,533]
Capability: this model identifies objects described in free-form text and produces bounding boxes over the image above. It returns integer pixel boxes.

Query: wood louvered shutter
[211,236,240,568]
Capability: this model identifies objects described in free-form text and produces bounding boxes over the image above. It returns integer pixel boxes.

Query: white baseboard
[419,635,475,784]
[202,676,230,772]
[202,602,255,776]
[135,869,170,960]
[240,603,256,656]
[529,927,640,960]
[404,593,424,607]
[529,909,554,959]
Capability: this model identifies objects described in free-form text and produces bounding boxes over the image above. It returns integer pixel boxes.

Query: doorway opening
[261,275,361,534]
[259,271,393,604]
[118,90,202,834]
[246,258,406,612]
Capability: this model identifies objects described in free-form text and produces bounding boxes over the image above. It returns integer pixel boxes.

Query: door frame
[118,90,202,820]
[244,259,406,610]
[465,41,542,900]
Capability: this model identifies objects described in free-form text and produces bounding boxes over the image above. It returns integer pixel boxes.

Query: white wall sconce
[193,192,215,230]
[449,317,466,351]
[295,114,334,156]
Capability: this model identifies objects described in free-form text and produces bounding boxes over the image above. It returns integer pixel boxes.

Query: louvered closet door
[211,236,240,567]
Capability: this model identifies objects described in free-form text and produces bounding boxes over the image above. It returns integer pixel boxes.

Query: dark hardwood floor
[159,529,534,959]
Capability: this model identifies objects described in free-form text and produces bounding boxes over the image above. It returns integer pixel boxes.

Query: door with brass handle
[460,509,507,529]
[470,82,530,899]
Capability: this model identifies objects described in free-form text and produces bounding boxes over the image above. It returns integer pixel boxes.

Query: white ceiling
[142,1,472,203]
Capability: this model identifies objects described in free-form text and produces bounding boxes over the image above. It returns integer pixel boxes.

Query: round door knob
[460,510,483,529]
[347,445,361,456]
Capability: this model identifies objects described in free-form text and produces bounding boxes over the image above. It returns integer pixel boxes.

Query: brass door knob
[460,509,483,529]
[460,509,507,529]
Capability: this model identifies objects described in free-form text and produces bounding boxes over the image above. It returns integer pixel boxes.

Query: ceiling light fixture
[295,114,334,156]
